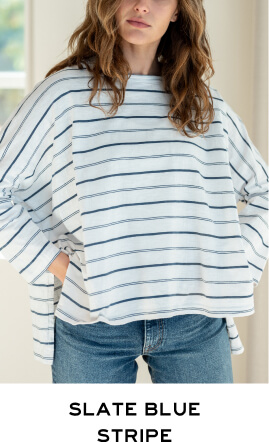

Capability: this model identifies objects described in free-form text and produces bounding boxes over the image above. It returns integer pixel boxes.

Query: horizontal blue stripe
[60,289,253,314]
[83,230,243,248]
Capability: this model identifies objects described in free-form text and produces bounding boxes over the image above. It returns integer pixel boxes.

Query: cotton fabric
[52,314,233,383]
[0,63,268,365]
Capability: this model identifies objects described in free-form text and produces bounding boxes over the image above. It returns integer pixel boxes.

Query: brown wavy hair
[45,0,215,138]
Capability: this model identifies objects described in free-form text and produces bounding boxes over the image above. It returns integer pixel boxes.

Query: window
[0,0,25,129]
[0,0,25,259]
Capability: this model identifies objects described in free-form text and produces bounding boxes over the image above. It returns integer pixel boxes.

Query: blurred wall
[0,0,267,383]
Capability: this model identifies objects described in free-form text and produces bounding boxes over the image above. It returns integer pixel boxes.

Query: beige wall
[0,0,267,383]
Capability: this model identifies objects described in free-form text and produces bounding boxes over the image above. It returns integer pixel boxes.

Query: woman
[0,0,268,383]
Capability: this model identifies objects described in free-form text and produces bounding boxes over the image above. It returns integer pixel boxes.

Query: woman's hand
[47,251,70,284]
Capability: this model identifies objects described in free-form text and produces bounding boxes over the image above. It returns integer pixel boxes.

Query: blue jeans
[51,314,233,383]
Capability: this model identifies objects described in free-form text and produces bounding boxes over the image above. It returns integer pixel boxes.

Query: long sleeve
[224,99,269,287]
[0,81,61,284]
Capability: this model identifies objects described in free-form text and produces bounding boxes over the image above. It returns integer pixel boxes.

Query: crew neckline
[129,74,163,80]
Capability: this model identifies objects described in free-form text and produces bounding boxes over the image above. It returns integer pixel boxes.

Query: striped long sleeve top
[0,64,268,365]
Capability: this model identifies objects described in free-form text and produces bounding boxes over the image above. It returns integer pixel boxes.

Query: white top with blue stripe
[0,64,268,365]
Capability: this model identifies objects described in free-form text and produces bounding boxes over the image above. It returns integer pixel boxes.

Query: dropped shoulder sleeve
[222,96,269,287]
[0,79,61,284]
